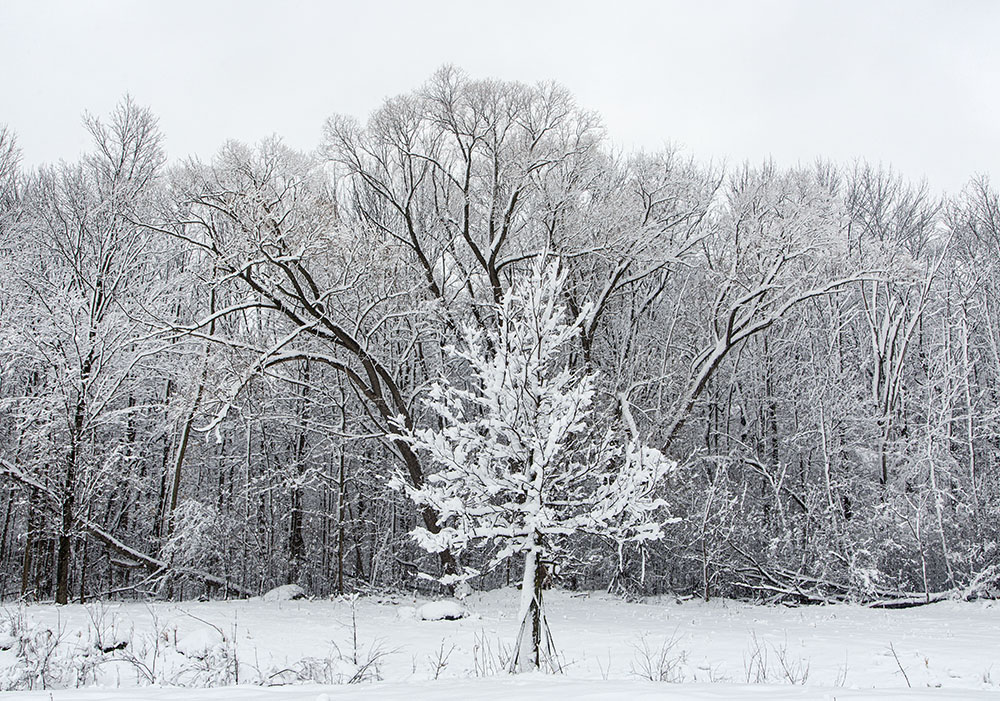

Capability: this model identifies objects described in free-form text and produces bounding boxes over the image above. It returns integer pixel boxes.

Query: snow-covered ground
[2,588,998,699]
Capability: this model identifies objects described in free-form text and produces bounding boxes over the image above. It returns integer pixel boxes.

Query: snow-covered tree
[394,261,675,672]
[0,99,168,603]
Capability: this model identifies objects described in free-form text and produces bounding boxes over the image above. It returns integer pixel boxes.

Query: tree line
[0,67,997,605]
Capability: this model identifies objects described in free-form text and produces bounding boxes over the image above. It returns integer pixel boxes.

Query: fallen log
[726,538,973,608]
[868,594,950,609]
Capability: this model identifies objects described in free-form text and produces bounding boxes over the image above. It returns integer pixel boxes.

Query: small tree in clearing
[395,261,675,673]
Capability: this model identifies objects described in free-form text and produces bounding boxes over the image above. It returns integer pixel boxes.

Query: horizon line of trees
[1,67,998,605]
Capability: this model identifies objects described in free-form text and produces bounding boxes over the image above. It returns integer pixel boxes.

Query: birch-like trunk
[511,534,546,673]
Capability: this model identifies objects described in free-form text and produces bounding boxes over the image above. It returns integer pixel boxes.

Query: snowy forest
[1,66,999,611]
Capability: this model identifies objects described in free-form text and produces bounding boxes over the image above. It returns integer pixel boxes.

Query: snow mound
[175,627,225,658]
[93,625,131,653]
[0,632,16,651]
[416,600,468,621]
[263,583,307,601]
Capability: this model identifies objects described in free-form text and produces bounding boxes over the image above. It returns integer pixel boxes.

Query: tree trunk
[336,451,346,595]
[79,534,89,603]
[165,285,214,546]
[165,367,207,542]
[511,534,549,673]
[288,487,304,582]
[55,495,73,604]
[21,487,37,599]
[154,379,174,543]
[57,402,84,605]
[288,359,310,583]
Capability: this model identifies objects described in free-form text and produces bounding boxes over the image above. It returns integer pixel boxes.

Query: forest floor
[1,588,998,699]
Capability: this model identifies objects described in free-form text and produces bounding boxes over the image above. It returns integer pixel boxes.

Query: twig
[888,642,911,688]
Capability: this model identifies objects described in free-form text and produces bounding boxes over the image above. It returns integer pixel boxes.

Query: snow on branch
[392,260,676,584]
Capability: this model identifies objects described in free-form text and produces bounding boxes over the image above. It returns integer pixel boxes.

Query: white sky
[1,0,996,194]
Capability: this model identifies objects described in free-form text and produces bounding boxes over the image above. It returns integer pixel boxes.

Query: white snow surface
[1,588,999,699]
[3,678,996,700]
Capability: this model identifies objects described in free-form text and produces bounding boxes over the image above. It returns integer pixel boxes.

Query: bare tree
[0,98,166,603]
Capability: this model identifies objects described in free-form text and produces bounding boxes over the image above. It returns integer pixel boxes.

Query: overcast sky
[1,0,996,194]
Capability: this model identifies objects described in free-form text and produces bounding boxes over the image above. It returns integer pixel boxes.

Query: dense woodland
[1,68,998,606]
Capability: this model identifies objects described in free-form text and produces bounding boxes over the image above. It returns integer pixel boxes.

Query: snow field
[1,588,999,699]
